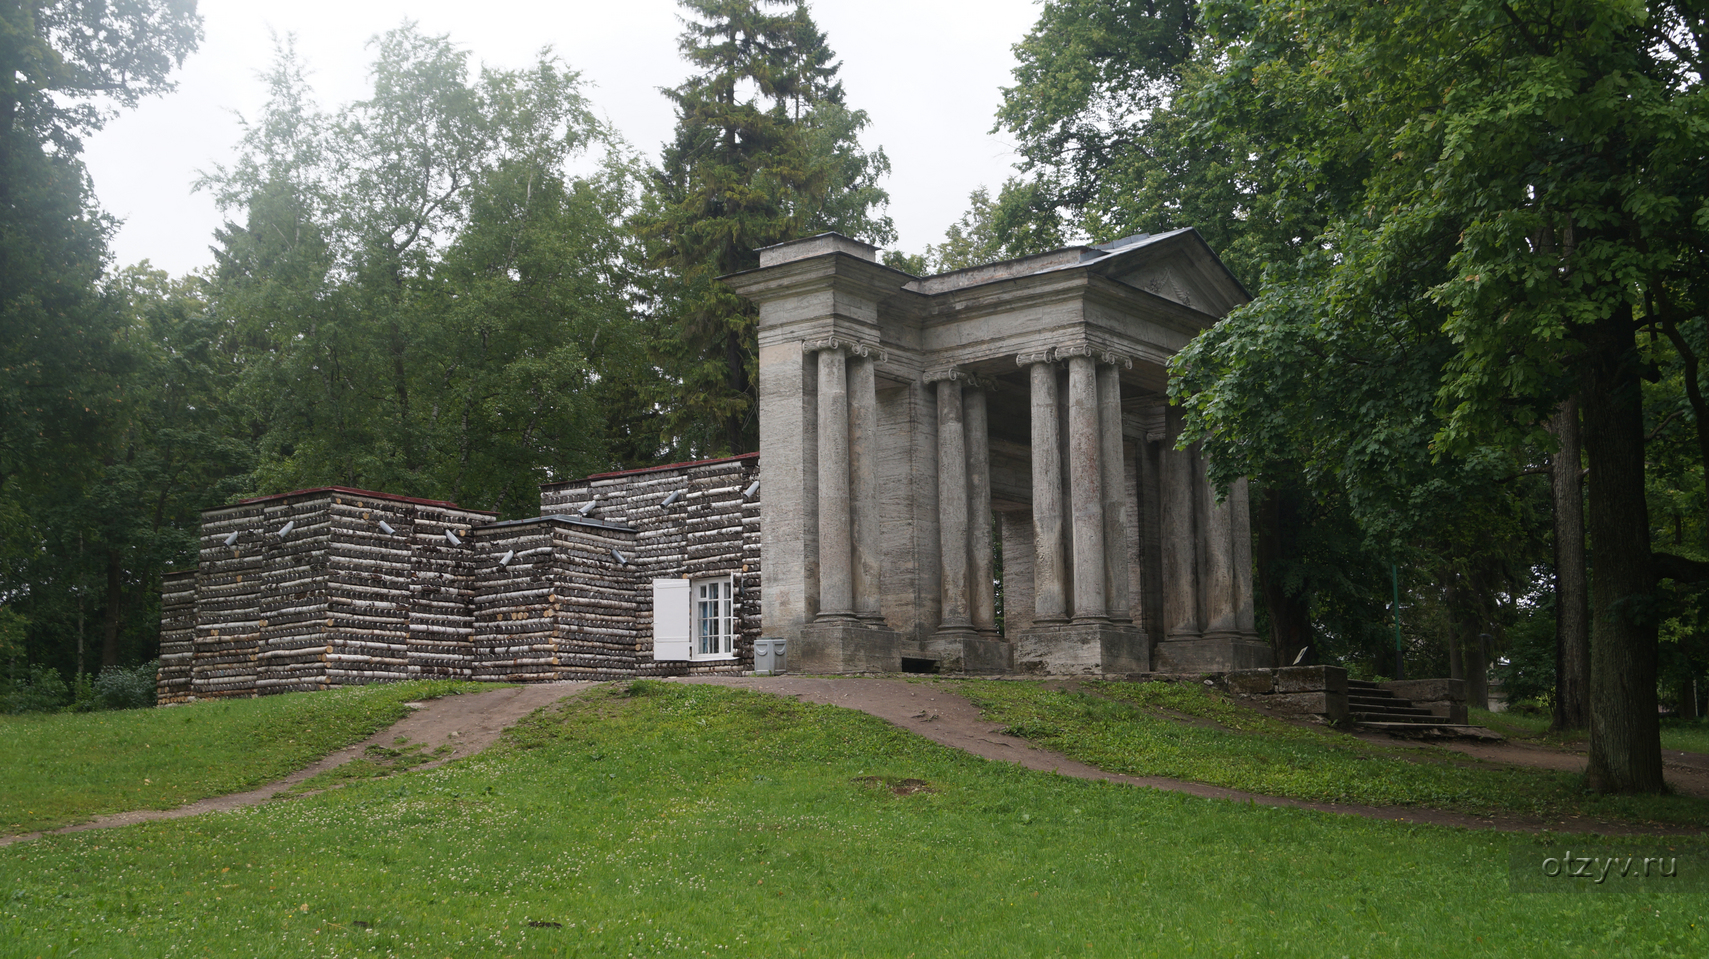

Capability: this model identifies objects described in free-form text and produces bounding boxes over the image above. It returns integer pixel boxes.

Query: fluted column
[848,348,883,623]
[1160,405,1200,638]
[1065,349,1107,623]
[1098,355,1131,623]
[1231,476,1256,636]
[1020,351,1068,624]
[965,385,997,636]
[931,371,973,632]
[814,342,855,621]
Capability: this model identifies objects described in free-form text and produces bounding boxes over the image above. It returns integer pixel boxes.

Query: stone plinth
[796,622,907,674]
[1154,635,1274,673]
[919,634,1012,674]
[1014,623,1149,676]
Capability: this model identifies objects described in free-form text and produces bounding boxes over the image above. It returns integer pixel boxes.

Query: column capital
[1015,349,1054,367]
[803,337,846,355]
[922,367,965,384]
[1055,343,1096,361]
[1100,350,1134,369]
[848,341,889,363]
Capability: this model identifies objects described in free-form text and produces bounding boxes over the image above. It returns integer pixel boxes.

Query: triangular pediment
[1093,229,1250,319]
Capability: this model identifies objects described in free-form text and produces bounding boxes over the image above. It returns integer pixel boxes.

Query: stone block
[1014,623,1149,676]
[919,634,1013,675]
[1265,691,1349,724]
[1416,701,1468,724]
[1153,636,1273,673]
[1273,664,1348,695]
[795,622,906,674]
[1381,678,1465,705]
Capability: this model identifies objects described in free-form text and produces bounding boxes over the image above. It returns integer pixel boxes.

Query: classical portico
[724,230,1271,675]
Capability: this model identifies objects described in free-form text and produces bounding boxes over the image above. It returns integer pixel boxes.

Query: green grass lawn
[1,681,1704,958]
[0,680,486,835]
[952,679,1709,827]
[1473,708,1709,756]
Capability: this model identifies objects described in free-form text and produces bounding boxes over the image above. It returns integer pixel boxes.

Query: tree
[202,27,646,515]
[1162,0,1709,792]
[635,0,894,456]
[0,1,203,678]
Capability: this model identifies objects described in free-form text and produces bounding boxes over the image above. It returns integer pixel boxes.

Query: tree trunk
[1549,395,1591,732]
[1256,485,1312,666]
[100,549,123,670]
[1446,577,1487,707]
[1680,678,1701,721]
[1581,306,1665,793]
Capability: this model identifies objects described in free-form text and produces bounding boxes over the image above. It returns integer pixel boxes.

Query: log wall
[542,453,761,674]
[156,570,197,703]
[162,456,764,700]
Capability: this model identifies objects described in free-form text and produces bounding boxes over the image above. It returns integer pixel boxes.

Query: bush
[1,664,71,714]
[92,661,158,710]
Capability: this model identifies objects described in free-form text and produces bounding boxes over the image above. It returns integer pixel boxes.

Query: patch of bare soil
[1,682,593,847]
[674,675,1706,836]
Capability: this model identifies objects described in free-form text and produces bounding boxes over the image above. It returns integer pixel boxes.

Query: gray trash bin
[754,639,787,676]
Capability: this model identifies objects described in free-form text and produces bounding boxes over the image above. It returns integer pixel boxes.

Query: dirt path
[674,675,1707,836]
[1,682,592,847]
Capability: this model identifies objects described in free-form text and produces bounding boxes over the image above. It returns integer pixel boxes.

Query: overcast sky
[81,0,1044,277]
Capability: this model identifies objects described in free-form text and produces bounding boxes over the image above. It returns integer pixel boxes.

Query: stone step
[1359,721,1506,741]
[1351,710,1438,725]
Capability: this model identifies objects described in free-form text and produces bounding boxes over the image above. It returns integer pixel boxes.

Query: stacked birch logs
[470,517,640,681]
[192,502,266,698]
[256,495,334,693]
[407,503,483,679]
[542,453,761,675]
[155,570,197,703]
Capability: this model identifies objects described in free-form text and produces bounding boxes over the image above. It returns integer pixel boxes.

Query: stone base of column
[1014,623,1149,677]
[795,622,906,674]
[919,633,1012,675]
[1154,635,1274,672]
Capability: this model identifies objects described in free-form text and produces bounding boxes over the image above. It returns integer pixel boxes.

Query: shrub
[92,661,158,710]
[1,664,71,714]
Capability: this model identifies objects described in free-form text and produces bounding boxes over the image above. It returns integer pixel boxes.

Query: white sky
[82,0,1044,277]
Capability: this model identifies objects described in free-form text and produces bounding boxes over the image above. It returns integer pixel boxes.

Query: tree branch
[1654,551,1709,585]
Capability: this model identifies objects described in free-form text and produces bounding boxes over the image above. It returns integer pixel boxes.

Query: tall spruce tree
[636,0,893,457]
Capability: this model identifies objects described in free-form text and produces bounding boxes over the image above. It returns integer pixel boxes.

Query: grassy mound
[954,679,1709,827]
[0,679,486,834]
[1,681,1703,957]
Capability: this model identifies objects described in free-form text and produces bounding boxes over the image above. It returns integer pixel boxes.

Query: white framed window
[693,577,735,659]
[651,575,737,662]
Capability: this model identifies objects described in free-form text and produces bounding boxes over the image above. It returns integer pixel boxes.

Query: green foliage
[0,663,69,715]
[634,0,894,456]
[201,28,645,514]
[3,682,1705,957]
[89,660,159,711]
[0,679,484,835]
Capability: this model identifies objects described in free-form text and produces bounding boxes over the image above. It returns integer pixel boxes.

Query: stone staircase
[1348,679,1502,740]
[1347,680,1438,725]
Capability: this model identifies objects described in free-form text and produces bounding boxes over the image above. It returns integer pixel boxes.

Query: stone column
[1200,462,1239,640]
[932,372,973,632]
[1160,405,1200,638]
[1231,476,1256,635]
[814,343,855,621]
[965,386,997,636]
[1097,356,1131,623]
[848,348,883,623]
[1065,349,1107,624]
[1019,351,1067,624]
